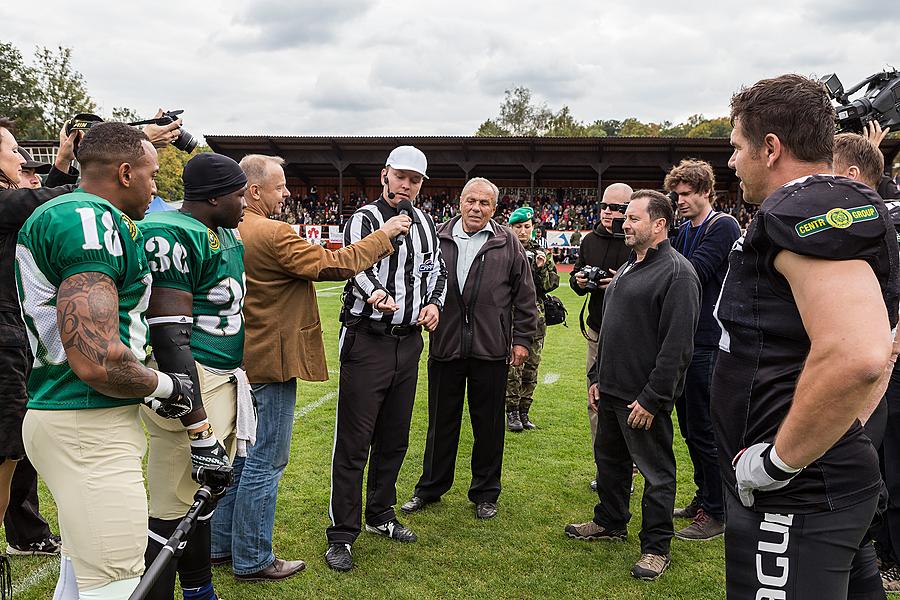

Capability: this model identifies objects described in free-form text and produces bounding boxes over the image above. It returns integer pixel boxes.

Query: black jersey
[711,175,900,513]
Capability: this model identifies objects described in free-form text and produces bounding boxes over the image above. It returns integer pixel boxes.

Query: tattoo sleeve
[57,272,158,398]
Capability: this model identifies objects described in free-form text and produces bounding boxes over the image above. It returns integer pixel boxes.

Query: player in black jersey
[712,74,900,600]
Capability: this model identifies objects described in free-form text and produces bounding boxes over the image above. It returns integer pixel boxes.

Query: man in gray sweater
[565,190,700,582]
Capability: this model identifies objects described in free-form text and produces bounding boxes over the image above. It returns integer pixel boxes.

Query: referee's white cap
[386,146,428,179]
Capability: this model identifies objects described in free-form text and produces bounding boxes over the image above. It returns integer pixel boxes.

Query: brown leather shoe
[234,557,306,582]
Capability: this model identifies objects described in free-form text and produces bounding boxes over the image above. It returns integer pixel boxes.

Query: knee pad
[77,577,140,599]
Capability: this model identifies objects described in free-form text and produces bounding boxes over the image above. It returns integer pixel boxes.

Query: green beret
[509,206,535,225]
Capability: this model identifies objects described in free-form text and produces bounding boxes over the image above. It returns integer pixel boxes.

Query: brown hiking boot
[564,520,627,541]
[631,553,670,580]
[674,509,724,541]
[673,496,701,519]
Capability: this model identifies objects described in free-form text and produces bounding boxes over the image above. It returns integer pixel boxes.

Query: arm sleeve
[510,246,539,348]
[274,219,393,282]
[424,215,447,308]
[0,185,77,234]
[634,274,701,415]
[44,166,78,188]
[688,217,742,286]
[539,250,560,294]
[342,211,388,296]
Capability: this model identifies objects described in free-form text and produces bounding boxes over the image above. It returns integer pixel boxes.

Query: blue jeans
[211,379,297,575]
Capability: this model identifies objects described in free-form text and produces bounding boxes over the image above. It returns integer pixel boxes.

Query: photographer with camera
[569,183,632,489]
[664,159,740,541]
[16,122,195,599]
[505,206,560,432]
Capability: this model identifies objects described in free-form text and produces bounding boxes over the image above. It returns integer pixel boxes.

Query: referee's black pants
[414,358,509,505]
[326,326,423,546]
[725,492,882,600]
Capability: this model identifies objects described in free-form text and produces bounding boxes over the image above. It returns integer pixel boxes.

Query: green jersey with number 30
[138,210,245,370]
[15,189,152,410]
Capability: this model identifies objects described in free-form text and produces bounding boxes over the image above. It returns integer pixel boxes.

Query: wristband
[763,444,802,481]
[150,370,174,398]
[189,426,215,442]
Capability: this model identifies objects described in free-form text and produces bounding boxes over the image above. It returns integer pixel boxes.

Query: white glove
[732,442,801,508]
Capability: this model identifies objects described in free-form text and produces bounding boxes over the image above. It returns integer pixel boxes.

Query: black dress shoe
[400,495,434,514]
[475,502,498,520]
[324,543,353,572]
[234,557,306,581]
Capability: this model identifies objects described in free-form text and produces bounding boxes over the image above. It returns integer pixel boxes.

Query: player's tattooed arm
[57,271,159,398]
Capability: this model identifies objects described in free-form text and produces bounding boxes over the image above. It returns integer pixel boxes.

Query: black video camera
[578,265,613,291]
[64,109,198,154]
[191,465,233,496]
[820,70,900,133]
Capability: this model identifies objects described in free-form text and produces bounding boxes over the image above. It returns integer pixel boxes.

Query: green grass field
[10,280,725,599]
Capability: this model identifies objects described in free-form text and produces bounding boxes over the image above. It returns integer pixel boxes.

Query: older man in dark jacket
[402,177,538,520]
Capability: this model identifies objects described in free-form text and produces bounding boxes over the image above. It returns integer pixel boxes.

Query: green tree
[32,46,97,138]
[155,144,211,202]
[0,42,43,138]
[687,116,732,138]
[474,118,511,136]
[109,107,141,123]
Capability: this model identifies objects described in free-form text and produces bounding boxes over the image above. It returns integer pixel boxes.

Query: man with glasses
[569,183,633,489]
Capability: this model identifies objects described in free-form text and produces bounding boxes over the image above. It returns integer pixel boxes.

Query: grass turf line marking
[13,556,59,596]
[316,284,345,294]
[542,372,560,385]
[295,390,337,421]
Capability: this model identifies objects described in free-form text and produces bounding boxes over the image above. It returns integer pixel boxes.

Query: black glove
[189,427,230,470]
[144,372,193,419]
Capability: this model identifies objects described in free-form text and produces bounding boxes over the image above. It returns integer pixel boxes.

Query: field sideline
[9,281,725,599]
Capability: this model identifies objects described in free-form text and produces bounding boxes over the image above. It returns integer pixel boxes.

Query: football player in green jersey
[139,153,248,600]
[16,123,193,599]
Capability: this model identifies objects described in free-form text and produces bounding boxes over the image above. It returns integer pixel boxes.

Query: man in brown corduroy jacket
[210,154,410,580]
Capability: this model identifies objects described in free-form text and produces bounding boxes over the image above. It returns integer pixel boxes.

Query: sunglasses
[599,202,628,212]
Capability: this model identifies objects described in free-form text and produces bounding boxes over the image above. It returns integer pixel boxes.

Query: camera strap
[579,297,596,341]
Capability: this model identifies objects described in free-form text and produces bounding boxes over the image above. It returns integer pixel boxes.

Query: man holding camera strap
[569,183,632,488]
[138,153,254,599]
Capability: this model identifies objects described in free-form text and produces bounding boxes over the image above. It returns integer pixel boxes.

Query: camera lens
[174,129,198,153]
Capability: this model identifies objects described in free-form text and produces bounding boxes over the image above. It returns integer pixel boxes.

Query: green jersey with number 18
[138,210,245,370]
[15,189,152,410]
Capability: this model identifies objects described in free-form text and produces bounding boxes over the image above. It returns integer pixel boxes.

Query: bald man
[569,183,633,488]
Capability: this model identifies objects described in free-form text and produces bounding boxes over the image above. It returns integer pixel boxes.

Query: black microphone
[397,199,419,224]
[384,176,395,200]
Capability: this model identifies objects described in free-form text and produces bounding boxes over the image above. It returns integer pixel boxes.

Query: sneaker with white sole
[365,518,417,542]
[7,535,61,556]
[883,564,900,593]
[631,553,670,580]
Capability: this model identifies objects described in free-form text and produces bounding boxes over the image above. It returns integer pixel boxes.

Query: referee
[325,146,447,572]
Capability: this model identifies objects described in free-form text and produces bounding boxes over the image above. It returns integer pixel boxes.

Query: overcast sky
[4,0,899,140]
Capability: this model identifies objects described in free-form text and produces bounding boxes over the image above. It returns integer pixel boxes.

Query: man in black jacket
[402,177,537,521]
[570,183,632,487]
[565,190,700,582]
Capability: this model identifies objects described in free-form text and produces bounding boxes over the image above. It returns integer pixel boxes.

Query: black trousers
[414,358,509,505]
[4,456,52,545]
[674,347,724,521]
[326,326,423,545]
[876,364,900,563]
[725,493,882,600]
[593,397,676,555]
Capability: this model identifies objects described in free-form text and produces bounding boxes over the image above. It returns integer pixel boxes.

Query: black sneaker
[7,535,61,556]
[365,519,417,542]
[324,543,353,572]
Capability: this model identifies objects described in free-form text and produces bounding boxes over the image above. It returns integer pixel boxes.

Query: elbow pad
[148,316,202,413]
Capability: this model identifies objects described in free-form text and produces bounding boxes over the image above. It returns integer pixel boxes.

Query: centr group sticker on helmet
[795,204,878,237]
[208,229,221,251]
[121,214,139,240]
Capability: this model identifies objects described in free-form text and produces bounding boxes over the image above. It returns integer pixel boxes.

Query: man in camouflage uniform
[506,207,559,431]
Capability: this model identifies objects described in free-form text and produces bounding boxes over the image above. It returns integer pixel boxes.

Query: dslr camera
[820,69,900,133]
[578,265,612,291]
[65,109,198,153]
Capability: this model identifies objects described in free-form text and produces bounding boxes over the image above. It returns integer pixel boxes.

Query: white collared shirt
[452,219,494,293]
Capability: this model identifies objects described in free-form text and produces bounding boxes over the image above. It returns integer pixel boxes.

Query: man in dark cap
[137,152,256,599]
[17,148,51,189]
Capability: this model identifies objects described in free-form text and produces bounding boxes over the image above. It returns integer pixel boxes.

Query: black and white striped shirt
[343,197,447,325]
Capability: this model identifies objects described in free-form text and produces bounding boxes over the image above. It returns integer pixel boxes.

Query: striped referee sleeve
[344,209,385,297]
[423,213,448,307]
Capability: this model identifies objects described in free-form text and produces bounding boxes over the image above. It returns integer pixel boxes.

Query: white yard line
[294,390,338,421]
[316,284,345,294]
[542,372,560,385]
[13,556,58,596]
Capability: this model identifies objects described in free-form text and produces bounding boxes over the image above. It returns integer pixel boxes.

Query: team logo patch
[419,259,434,273]
[795,204,878,237]
[208,229,221,251]
[121,214,139,240]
